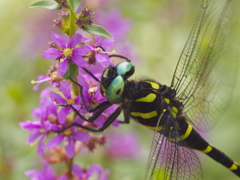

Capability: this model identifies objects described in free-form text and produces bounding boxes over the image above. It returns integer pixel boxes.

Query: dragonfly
[56,0,240,179]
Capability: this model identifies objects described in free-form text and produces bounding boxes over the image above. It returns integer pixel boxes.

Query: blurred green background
[0,0,240,180]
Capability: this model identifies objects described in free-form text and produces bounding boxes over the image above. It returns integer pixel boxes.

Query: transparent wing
[145,127,202,180]
[171,0,238,131]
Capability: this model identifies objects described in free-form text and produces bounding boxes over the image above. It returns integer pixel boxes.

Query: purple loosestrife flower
[25,161,67,180]
[20,120,51,157]
[19,97,59,156]
[87,163,110,180]
[42,32,91,76]
[50,80,81,124]
[86,35,114,67]
[72,163,109,180]
[31,65,63,90]
[46,116,90,158]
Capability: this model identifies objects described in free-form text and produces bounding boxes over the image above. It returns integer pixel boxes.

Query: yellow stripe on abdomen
[181,125,193,139]
[131,111,158,119]
[229,162,239,170]
[202,145,213,153]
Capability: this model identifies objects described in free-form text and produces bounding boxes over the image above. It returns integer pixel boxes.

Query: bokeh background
[1,0,240,180]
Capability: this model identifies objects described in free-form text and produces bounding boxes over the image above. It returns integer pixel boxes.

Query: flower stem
[66,157,74,176]
[68,9,76,37]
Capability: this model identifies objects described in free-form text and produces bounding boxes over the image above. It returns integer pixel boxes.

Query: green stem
[66,157,74,177]
[68,9,76,37]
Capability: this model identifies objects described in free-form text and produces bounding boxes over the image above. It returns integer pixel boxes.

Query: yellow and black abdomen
[181,119,240,177]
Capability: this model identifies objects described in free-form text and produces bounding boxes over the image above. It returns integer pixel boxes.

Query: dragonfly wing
[171,0,238,131]
[145,119,202,180]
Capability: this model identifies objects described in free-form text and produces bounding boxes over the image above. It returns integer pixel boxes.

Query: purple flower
[46,116,90,158]
[25,162,109,180]
[42,32,91,76]
[86,35,114,67]
[19,97,59,156]
[87,164,110,180]
[25,161,67,180]
[31,66,62,90]
[72,163,110,180]
[50,80,81,124]
[32,96,59,122]
[20,120,52,157]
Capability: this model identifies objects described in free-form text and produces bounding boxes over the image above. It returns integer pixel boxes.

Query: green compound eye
[116,61,134,78]
[106,75,125,104]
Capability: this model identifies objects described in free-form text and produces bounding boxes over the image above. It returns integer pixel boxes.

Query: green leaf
[28,1,61,10]
[67,0,82,12]
[84,24,113,38]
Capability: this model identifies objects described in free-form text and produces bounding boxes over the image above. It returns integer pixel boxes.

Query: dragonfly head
[100,61,135,104]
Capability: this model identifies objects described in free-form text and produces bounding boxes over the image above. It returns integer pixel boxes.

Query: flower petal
[60,80,71,99]
[58,107,70,124]
[51,124,62,131]
[72,164,82,179]
[76,75,90,102]
[71,55,87,67]
[42,48,62,59]
[43,120,54,132]
[72,131,90,142]
[31,108,41,118]
[43,161,55,179]
[65,138,75,158]
[20,120,42,130]
[27,130,42,144]
[51,32,66,49]
[74,96,82,105]
[68,33,82,48]
[95,53,109,67]
[101,38,114,50]
[73,45,91,56]
[40,86,55,98]
[46,134,65,149]
[87,164,102,177]
[73,116,84,125]
[49,92,66,104]
[94,35,102,45]
[24,169,41,179]
[100,169,110,180]
[37,136,46,157]
[81,36,91,43]
[93,114,105,128]
[58,59,69,77]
